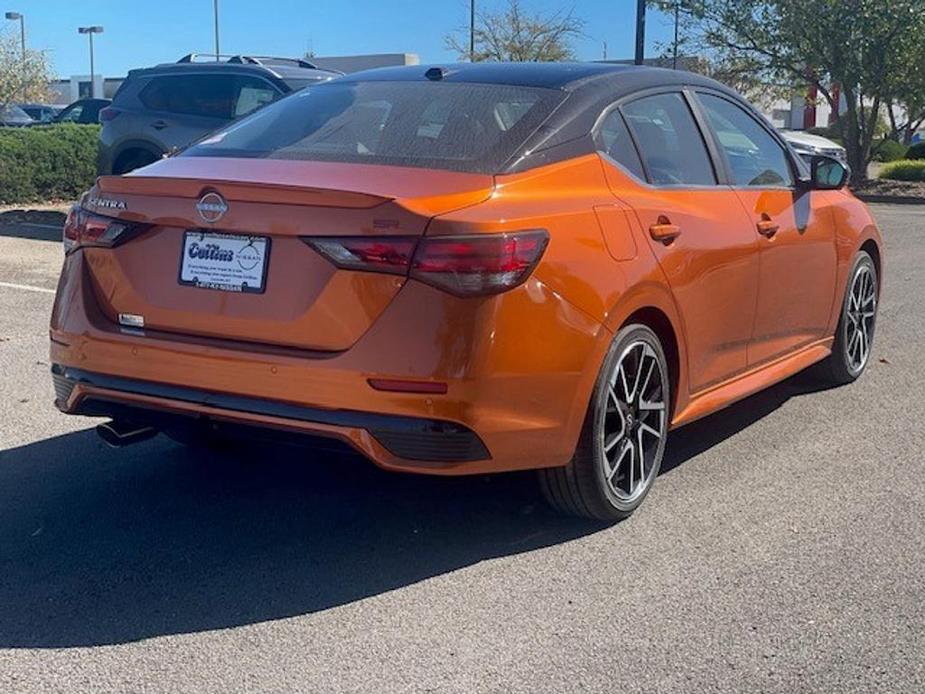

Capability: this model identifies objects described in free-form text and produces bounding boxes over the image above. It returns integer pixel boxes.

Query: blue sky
[4,0,679,78]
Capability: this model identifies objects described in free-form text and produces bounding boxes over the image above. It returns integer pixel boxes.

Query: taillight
[306,237,416,275]
[410,232,549,297]
[302,230,548,297]
[63,206,134,253]
[98,107,120,122]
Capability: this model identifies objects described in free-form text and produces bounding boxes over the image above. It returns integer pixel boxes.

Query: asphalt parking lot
[0,204,922,693]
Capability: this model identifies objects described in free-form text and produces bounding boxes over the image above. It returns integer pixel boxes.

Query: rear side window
[233,76,278,117]
[140,74,278,120]
[57,104,84,123]
[595,109,645,180]
[698,93,794,187]
[622,92,716,186]
[182,80,564,174]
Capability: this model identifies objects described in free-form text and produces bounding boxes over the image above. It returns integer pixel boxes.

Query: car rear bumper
[52,364,489,465]
[50,250,610,474]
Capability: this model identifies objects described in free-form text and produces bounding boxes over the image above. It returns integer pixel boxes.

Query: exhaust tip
[96,420,158,448]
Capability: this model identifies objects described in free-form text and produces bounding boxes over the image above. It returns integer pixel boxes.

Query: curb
[853,193,925,205]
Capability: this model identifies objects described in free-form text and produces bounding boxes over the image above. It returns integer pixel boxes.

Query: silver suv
[98,54,340,174]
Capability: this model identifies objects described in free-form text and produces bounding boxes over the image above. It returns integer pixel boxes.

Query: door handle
[151,120,168,130]
[756,214,779,238]
[649,216,682,244]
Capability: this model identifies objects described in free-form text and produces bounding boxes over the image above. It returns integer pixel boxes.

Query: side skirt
[671,338,833,429]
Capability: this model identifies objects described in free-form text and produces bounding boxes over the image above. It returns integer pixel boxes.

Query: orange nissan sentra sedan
[50,63,881,520]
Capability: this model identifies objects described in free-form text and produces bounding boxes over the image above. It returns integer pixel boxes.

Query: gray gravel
[0,205,922,693]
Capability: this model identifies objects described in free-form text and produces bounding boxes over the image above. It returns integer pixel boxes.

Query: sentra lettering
[188,242,234,262]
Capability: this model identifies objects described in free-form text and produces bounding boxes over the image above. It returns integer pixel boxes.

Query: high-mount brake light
[63,206,134,253]
[302,230,549,297]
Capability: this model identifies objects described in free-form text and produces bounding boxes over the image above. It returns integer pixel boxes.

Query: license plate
[179,231,271,293]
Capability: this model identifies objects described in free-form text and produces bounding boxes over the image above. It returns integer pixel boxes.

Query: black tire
[813,250,878,385]
[539,324,670,522]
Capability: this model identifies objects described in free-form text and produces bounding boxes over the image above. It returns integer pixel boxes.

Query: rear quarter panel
[428,153,690,438]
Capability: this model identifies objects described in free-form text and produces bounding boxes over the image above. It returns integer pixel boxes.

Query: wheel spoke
[639,422,662,440]
[846,325,859,353]
[859,320,869,364]
[618,362,632,402]
[608,438,633,484]
[638,356,655,400]
[635,427,646,490]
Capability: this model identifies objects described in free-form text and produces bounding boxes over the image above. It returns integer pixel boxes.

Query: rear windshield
[182,80,564,174]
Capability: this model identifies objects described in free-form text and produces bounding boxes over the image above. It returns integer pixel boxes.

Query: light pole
[672,0,680,70]
[77,26,103,99]
[4,11,26,100]
[469,0,475,62]
[213,0,220,61]
[634,0,646,66]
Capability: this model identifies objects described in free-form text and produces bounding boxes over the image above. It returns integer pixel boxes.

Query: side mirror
[809,154,849,190]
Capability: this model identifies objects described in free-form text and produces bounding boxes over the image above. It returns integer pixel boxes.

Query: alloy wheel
[845,264,877,374]
[600,340,668,503]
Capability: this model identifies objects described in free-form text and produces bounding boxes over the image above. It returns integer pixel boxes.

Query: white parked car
[780,129,848,166]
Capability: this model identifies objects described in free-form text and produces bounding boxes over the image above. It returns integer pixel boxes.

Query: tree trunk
[841,86,867,184]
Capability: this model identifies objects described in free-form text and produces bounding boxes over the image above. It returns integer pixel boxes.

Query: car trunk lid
[81,157,494,351]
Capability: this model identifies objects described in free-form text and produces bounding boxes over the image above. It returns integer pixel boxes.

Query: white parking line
[0,281,55,294]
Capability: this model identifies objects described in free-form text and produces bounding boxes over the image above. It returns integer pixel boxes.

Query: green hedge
[906,142,925,160]
[871,139,908,163]
[878,159,925,182]
[0,124,100,205]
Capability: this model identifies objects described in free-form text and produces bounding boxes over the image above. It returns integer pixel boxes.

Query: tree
[650,0,925,182]
[881,25,925,144]
[0,29,54,109]
[445,0,584,63]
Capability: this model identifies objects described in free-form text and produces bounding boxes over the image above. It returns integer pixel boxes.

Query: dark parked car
[18,103,62,123]
[0,104,34,126]
[97,54,340,174]
[54,98,111,125]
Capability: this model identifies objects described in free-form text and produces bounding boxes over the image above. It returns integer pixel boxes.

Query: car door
[137,73,239,151]
[599,91,761,393]
[694,91,838,366]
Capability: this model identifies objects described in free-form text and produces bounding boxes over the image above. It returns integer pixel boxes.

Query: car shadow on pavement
[0,372,830,649]
[0,427,606,648]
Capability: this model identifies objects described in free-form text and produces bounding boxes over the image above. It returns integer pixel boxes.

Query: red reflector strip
[368,378,448,394]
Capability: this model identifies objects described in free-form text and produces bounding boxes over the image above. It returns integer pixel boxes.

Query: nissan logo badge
[196,192,228,224]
